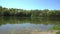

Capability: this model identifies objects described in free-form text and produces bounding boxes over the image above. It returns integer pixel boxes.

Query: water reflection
[0,17,60,25]
[0,23,53,34]
[0,17,60,34]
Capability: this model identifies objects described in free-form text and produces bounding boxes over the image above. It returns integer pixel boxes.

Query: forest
[0,6,60,18]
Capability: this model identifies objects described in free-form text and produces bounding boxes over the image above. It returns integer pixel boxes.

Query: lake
[0,17,60,34]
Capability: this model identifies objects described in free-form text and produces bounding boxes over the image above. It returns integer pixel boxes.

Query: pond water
[0,17,60,34]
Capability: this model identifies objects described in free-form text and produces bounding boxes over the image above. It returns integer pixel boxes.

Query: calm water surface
[0,17,60,34]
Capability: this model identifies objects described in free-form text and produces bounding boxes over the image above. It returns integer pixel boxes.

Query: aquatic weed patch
[51,25,60,30]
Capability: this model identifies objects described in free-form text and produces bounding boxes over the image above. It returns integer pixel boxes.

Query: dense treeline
[0,6,60,18]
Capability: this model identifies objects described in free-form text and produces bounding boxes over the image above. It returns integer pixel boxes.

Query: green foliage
[0,6,60,18]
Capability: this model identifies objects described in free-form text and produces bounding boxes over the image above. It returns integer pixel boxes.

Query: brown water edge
[0,29,60,34]
[31,30,60,34]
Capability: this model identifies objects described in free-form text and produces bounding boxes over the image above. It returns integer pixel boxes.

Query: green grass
[56,31,60,34]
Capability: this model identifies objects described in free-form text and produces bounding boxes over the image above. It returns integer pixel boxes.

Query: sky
[0,0,60,10]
